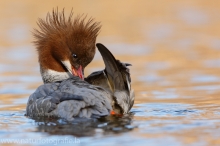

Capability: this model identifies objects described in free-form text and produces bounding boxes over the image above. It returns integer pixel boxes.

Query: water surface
[1,1,220,146]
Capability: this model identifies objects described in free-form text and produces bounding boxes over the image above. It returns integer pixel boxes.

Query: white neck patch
[41,69,73,83]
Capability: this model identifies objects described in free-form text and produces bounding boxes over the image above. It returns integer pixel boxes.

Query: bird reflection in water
[34,112,135,136]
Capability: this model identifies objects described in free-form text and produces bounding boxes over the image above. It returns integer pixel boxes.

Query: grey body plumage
[26,77,112,121]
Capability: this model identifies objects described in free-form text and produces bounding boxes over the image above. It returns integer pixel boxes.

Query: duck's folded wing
[85,70,112,93]
[26,78,112,121]
[87,43,135,114]
[85,62,134,114]
[114,60,135,113]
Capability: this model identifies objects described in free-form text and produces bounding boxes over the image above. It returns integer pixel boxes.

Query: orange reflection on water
[0,1,220,146]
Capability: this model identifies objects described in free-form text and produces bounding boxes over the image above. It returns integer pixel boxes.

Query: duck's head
[33,9,101,83]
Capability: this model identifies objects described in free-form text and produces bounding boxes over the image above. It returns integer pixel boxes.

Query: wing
[86,43,135,114]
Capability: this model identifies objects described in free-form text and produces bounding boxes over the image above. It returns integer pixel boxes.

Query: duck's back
[26,77,112,121]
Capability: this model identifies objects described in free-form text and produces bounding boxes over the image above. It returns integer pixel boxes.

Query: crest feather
[33,8,101,50]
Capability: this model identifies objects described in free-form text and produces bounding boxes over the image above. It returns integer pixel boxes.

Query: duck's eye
[72,54,77,58]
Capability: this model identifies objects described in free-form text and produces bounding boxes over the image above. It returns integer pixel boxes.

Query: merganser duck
[26,9,134,121]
